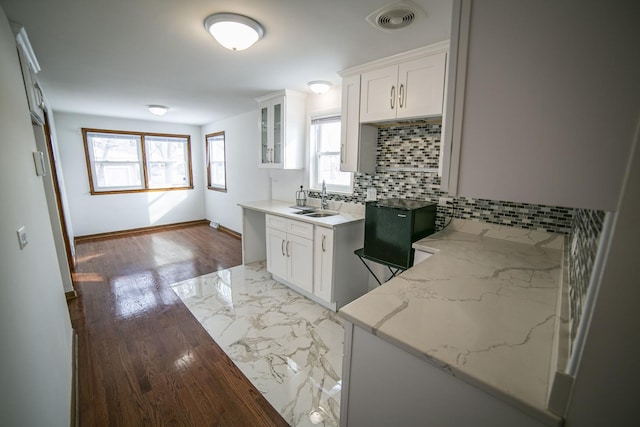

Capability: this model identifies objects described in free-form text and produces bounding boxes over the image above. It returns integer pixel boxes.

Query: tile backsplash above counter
[308,122,574,235]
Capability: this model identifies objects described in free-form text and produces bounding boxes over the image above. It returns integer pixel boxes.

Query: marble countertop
[238,199,364,228]
[339,220,565,426]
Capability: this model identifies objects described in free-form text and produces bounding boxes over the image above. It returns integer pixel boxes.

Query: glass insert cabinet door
[272,102,282,164]
[261,106,269,163]
[259,98,284,166]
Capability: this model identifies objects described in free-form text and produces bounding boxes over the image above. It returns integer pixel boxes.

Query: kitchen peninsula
[239,200,369,311]
[339,219,566,427]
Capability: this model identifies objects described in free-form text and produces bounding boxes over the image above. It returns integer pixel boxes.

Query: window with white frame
[83,129,192,194]
[309,115,352,193]
[206,131,227,192]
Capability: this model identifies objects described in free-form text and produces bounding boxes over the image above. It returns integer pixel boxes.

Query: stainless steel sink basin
[292,209,317,215]
[304,211,338,218]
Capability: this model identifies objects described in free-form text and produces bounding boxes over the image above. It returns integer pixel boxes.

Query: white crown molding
[339,40,449,77]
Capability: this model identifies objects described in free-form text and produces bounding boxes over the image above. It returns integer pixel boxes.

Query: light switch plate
[366,187,377,201]
[17,226,28,250]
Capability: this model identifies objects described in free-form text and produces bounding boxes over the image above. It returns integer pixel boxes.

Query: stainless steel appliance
[363,198,436,269]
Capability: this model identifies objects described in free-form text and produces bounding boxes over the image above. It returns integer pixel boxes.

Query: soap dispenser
[295,186,307,207]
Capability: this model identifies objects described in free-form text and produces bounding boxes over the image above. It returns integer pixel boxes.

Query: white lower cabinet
[265,215,313,293]
[313,226,334,302]
[265,214,368,311]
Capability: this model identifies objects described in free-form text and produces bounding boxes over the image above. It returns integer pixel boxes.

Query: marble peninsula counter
[339,220,565,427]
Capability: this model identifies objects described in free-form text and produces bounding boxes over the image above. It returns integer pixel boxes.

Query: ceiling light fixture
[147,105,169,116]
[307,81,333,95]
[204,13,264,51]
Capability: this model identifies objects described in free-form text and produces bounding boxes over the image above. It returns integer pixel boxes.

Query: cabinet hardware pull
[322,235,326,252]
[398,214,407,218]
[390,86,396,109]
[399,84,405,108]
[281,240,285,256]
[340,143,345,163]
[286,241,290,257]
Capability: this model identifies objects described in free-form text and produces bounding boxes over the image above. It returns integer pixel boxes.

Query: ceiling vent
[366,0,426,32]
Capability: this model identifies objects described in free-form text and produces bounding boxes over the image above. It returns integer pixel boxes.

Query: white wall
[0,5,73,426]
[202,110,271,233]
[54,112,205,236]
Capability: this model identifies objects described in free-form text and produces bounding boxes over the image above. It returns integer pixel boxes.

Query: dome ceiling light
[204,13,265,51]
[307,81,333,95]
[147,105,169,116]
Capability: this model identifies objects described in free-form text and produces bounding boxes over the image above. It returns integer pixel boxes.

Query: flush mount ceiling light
[147,105,169,116]
[204,13,264,51]
[307,81,333,94]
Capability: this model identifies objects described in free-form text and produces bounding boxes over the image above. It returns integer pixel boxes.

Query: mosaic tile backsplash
[309,122,575,234]
[568,209,605,352]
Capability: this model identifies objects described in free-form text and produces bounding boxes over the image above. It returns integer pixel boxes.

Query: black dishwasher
[363,199,437,269]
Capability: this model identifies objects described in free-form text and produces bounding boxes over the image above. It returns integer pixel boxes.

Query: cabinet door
[272,99,283,165]
[266,227,287,279]
[397,52,446,119]
[340,74,360,172]
[260,105,269,164]
[360,64,398,123]
[286,234,314,294]
[313,227,334,303]
[340,75,379,174]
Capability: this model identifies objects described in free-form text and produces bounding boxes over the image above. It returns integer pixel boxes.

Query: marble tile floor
[170,261,344,427]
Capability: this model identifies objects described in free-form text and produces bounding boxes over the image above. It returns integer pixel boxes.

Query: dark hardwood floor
[67,225,289,427]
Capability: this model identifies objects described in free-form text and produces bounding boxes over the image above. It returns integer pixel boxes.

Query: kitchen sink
[292,209,317,215]
[304,211,338,218]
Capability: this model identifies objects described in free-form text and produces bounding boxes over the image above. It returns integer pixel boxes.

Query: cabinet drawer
[266,214,287,231]
[287,219,314,239]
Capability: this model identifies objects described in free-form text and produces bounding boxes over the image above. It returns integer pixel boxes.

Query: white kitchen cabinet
[359,50,447,123]
[265,214,313,293]
[313,223,369,310]
[256,89,307,169]
[441,0,639,211]
[339,74,377,174]
[313,226,334,302]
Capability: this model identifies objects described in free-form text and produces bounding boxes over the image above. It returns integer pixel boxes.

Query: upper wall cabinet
[360,50,447,122]
[339,42,449,174]
[256,89,307,169]
[13,25,45,125]
[441,0,640,211]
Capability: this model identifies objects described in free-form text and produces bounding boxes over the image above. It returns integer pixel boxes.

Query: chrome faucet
[321,180,329,210]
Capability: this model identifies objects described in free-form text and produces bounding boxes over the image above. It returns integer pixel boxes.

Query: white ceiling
[0,0,452,125]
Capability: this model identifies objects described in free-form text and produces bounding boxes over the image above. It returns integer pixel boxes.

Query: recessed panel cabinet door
[360,65,398,122]
[398,52,446,119]
[313,227,334,303]
[287,234,314,294]
[266,227,287,279]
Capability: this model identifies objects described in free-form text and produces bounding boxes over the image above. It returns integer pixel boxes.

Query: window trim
[205,131,227,192]
[309,113,353,194]
[82,128,194,195]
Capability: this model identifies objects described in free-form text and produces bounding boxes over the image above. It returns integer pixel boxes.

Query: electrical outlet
[17,226,28,250]
[366,187,377,201]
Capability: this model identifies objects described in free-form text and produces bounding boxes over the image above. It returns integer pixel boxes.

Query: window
[83,129,192,194]
[206,131,227,192]
[309,115,352,193]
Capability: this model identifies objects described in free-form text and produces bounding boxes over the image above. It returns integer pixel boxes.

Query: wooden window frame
[206,131,227,193]
[82,128,194,195]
